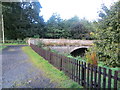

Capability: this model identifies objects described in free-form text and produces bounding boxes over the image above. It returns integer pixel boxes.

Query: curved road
[1,45,56,88]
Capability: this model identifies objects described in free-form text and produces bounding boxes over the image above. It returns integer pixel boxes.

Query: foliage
[45,13,70,38]
[70,22,90,39]
[62,16,94,39]
[45,14,95,39]
[37,41,45,47]
[89,1,120,67]
[2,1,45,40]
[85,51,98,66]
[22,46,83,88]
[2,1,95,40]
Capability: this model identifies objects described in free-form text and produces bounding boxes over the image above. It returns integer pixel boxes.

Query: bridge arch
[70,47,88,57]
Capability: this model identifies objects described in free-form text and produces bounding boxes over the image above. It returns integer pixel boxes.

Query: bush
[85,51,98,66]
[91,2,120,67]
[94,41,119,67]
[37,41,45,48]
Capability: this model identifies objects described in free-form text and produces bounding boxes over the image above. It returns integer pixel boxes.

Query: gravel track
[1,45,56,88]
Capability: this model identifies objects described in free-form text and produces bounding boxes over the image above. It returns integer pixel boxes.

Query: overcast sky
[39,0,118,21]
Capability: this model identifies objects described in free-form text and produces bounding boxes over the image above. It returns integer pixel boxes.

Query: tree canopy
[2,2,45,40]
[2,2,95,40]
[89,1,120,67]
[45,14,94,39]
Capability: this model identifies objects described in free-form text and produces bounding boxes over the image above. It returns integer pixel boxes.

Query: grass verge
[22,46,83,88]
[0,46,7,50]
[2,43,27,45]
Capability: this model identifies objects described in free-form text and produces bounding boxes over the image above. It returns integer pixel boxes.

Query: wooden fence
[30,44,120,89]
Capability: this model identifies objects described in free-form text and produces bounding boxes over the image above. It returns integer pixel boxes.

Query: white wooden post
[28,38,31,45]
[2,15,4,44]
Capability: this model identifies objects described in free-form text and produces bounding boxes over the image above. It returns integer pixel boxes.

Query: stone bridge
[49,46,91,56]
[29,38,94,56]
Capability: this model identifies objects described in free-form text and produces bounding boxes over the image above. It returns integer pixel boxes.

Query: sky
[39,0,118,22]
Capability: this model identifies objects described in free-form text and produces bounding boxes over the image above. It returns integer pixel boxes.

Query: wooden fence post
[50,53,52,63]
[114,71,118,89]
[76,60,79,83]
[72,59,74,80]
[94,66,97,88]
[78,61,81,85]
[84,62,86,87]
[90,65,93,88]
[108,69,112,88]
[98,67,101,88]
[73,59,76,81]
[69,59,72,79]
[87,63,90,88]
[60,56,62,71]
[81,61,85,86]
[103,68,106,88]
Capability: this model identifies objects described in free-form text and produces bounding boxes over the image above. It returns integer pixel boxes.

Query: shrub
[85,51,98,66]
[37,41,45,48]
[90,2,120,67]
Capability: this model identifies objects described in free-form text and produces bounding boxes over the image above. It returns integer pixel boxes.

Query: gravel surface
[1,45,56,88]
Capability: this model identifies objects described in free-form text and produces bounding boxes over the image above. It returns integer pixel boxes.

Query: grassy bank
[22,46,83,88]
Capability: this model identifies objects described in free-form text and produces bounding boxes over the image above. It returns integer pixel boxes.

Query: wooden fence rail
[30,44,120,89]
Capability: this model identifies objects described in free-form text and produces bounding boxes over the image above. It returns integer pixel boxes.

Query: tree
[20,2,45,38]
[2,2,22,39]
[70,22,89,39]
[90,1,120,67]
[2,1,45,40]
[45,14,95,39]
[45,13,68,38]
[65,16,94,39]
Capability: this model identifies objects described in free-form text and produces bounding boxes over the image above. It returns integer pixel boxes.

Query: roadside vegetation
[3,43,27,45]
[2,1,119,70]
[0,46,7,50]
[22,46,83,88]
[1,40,27,45]
[40,44,120,72]
[88,2,120,67]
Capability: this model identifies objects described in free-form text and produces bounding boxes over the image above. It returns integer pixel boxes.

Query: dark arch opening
[70,48,88,57]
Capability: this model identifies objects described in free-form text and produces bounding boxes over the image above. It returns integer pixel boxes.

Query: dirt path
[2,45,56,88]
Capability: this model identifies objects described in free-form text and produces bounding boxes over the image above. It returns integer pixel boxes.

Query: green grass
[0,45,7,50]
[2,43,27,45]
[22,46,83,88]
